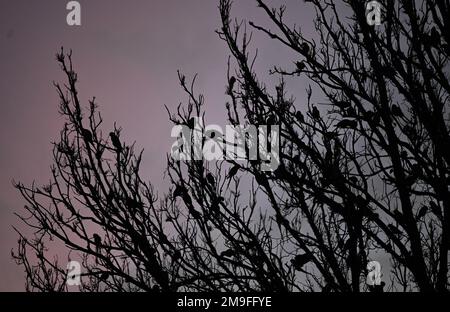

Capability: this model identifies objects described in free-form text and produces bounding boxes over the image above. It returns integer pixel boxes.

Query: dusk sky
[0,0,315,291]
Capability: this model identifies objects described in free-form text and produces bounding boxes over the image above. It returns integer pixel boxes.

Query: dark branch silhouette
[12,0,450,292]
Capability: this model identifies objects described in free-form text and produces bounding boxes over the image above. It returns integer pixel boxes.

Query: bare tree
[13,0,450,292]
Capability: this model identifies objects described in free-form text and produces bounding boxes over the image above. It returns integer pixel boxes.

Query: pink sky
[0,0,316,290]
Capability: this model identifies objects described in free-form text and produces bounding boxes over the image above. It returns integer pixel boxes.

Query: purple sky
[0,0,317,291]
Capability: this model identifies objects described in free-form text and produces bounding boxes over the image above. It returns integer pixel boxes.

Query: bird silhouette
[349,176,358,185]
[220,249,236,258]
[227,164,240,180]
[109,132,122,152]
[188,207,201,220]
[187,117,196,129]
[391,104,403,117]
[334,100,351,110]
[291,254,311,271]
[274,165,289,180]
[255,173,269,188]
[182,192,193,207]
[173,184,186,198]
[336,119,357,129]
[172,250,182,262]
[393,209,405,224]
[93,233,101,245]
[430,27,441,46]
[311,106,320,120]
[206,173,215,186]
[296,61,306,71]
[387,224,402,236]
[95,147,104,159]
[266,114,277,125]
[301,42,309,54]
[344,106,356,117]
[364,110,380,124]
[295,111,304,123]
[430,201,442,219]
[93,233,101,255]
[229,76,236,91]
[100,272,109,280]
[81,128,93,144]
[416,205,428,220]
[126,197,143,210]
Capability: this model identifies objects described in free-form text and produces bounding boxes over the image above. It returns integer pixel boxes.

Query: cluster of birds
[80,127,122,152]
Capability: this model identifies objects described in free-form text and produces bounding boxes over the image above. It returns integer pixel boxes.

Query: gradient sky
[0,0,319,291]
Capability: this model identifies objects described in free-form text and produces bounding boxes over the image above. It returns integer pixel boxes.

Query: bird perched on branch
[291,253,312,271]
[126,197,143,210]
[206,172,215,186]
[266,114,277,125]
[109,132,122,152]
[295,111,304,123]
[387,224,402,236]
[93,233,101,246]
[391,104,403,117]
[220,248,237,258]
[227,164,240,180]
[187,117,196,129]
[188,207,201,220]
[100,272,110,280]
[228,76,236,94]
[173,184,186,199]
[311,105,320,120]
[334,100,351,110]
[295,61,306,72]
[430,201,442,219]
[93,233,102,255]
[336,119,357,129]
[81,128,93,144]
[429,26,441,46]
[255,173,269,188]
[301,42,310,55]
[416,205,428,220]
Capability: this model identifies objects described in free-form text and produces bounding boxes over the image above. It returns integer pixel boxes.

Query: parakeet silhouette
[228,76,236,92]
[109,132,122,152]
[430,201,442,219]
[173,184,185,198]
[206,173,215,186]
[227,164,240,180]
[291,253,311,271]
[100,272,109,280]
[295,111,304,123]
[220,249,236,258]
[81,128,93,144]
[93,233,102,256]
[296,61,305,71]
[391,104,403,117]
[301,42,309,54]
[311,105,320,120]
[387,224,402,236]
[430,26,441,46]
[336,119,357,129]
[187,117,196,129]
[416,205,428,220]
[334,100,351,110]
